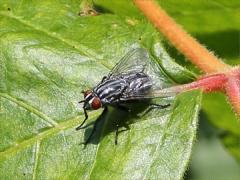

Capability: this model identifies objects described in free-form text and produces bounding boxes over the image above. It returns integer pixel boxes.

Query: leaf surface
[0,1,202,179]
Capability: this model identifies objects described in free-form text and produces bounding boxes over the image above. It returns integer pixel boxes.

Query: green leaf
[0,0,202,179]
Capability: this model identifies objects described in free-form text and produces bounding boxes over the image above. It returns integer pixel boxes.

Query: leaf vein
[0,92,58,127]
[0,111,101,160]
[32,140,40,180]
[0,12,111,70]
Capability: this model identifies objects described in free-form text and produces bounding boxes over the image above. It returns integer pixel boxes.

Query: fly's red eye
[84,90,92,98]
[91,97,101,110]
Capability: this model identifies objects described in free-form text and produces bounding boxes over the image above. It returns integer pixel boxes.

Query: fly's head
[80,90,102,110]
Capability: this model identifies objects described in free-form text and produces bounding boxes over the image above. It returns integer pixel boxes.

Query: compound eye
[91,97,101,110]
[84,90,92,98]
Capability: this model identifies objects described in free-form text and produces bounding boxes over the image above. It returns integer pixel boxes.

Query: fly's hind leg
[142,103,170,116]
[149,103,170,109]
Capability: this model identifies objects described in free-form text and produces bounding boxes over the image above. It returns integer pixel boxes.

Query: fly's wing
[108,48,148,77]
[107,48,173,99]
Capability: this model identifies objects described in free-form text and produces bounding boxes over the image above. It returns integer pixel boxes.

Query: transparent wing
[107,48,174,98]
[108,48,148,77]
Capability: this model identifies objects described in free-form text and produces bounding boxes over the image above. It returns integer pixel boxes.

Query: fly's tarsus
[142,103,171,116]
[78,100,85,104]
[76,108,88,130]
[149,103,171,109]
[115,123,130,145]
[115,124,119,145]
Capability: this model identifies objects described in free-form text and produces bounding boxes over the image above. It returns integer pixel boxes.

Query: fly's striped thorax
[93,72,153,105]
[93,78,128,103]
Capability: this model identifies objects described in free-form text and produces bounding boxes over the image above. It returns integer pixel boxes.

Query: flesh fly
[77,48,172,144]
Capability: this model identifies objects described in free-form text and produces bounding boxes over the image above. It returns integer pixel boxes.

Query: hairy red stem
[155,73,227,96]
[133,0,230,73]
[225,76,240,117]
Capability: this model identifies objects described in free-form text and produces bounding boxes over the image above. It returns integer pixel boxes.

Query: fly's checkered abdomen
[123,72,152,97]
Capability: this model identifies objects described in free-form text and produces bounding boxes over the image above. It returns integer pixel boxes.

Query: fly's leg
[101,76,107,83]
[143,103,170,116]
[115,124,119,145]
[76,108,88,130]
[114,104,130,145]
[84,107,108,145]
[115,122,130,145]
[149,103,170,109]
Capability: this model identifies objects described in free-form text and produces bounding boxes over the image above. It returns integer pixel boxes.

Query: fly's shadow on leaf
[82,100,172,145]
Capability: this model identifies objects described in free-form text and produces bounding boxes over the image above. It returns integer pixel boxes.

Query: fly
[77,48,172,145]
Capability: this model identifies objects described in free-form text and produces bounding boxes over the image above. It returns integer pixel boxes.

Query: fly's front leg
[76,108,88,130]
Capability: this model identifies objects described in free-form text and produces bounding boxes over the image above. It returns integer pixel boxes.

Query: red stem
[133,0,230,73]
[225,77,240,117]
[155,73,227,96]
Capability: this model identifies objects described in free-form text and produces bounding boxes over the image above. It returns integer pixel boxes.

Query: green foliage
[0,0,202,179]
